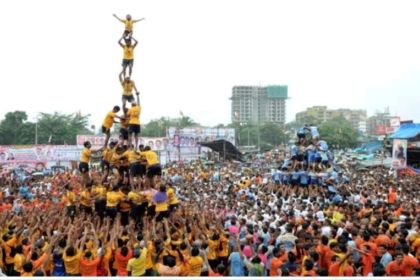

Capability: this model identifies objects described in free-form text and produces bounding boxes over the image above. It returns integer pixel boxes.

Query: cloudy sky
[1,0,420,129]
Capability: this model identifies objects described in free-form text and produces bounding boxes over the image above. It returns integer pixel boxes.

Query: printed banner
[168,127,236,147]
[0,145,81,162]
[76,135,169,151]
[375,125,386,135]
[0,161,47,171]
[390,117,401,128]
[392,139,407,170]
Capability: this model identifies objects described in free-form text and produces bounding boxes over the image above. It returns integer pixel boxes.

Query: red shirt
[116,250,133,276]
[386,261,404,276]
[402,255,420,276]
[80,257,101,277]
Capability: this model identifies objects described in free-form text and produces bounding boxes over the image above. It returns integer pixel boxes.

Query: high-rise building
[296,106,367,133]
[231,85,288,124]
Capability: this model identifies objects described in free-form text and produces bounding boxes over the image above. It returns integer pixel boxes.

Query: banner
[0,145,81,162]
[76,135,169,151]
[390,117,401,128]
[376,125,386,135]
[0,161,47,171]
[168,127,236,147]
[392,139,407,170]
[386,127,397,134]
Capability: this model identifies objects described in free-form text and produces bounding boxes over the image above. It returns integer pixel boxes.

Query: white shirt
[316,211,325,222]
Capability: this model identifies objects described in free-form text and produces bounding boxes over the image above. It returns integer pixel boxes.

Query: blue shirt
[52,251,66,276]
[317,140,329,151]
[297,127,307,135]
[291,171,300,180]
[310,126,319,137]
[19,186,29,198]
[229,252,245,276]
[291,146,298,157]
[380,252,393,268]
[299,171,309,185]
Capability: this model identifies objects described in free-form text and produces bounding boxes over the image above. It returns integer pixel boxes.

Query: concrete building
[296,106,367,132]
[231,85,288,124]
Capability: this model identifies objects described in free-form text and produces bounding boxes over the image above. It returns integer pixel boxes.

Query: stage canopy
[199,140,244,162]
[390,124,420,139]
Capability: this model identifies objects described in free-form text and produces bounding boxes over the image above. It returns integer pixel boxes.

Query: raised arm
[132,37,138,48]
[133,18,145,23]
[118,37,125,48]
[113,14,124,22]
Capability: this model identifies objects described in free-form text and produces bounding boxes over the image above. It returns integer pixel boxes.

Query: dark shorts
[106,207,118,219]
[79,162,89,174]
[120,128,129,140]
[122,59,134,67]
[169,203,179,212]
[122,95,134,102]
[100,160,110,172]
[130,204,145,218]
[95,200,106,214]
[119,166,129,177]
[147,205,156,218]
[156,210,168,222]
[147,164,162,178]
[102,126,111,134]
[130,163,143,177]
[297,154,304,162]
[67,206,76,217]
[129,124,141,135]
[79,205,92,214]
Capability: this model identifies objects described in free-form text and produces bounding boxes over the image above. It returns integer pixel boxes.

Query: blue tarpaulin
[353,141,383,153]
[390,124,420,139]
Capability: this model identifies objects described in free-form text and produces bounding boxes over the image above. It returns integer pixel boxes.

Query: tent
[199,140,244,162]
[390,124,420,139]
[353,141,383,153]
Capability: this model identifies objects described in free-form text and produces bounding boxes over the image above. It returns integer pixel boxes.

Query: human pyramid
[275,125,341,192]
[75,14,170,227]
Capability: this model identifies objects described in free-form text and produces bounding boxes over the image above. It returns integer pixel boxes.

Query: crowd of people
[1,13,420,278]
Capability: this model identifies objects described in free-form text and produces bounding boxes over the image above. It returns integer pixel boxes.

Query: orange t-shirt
[209,268,223,277]
[269,258,283,276]
[341,264,354,276]
[80,257,101,277]
[361,254,375,276]
[329,262,341,276]
[31,253,47,270]
[388,191,396,204]
[386,261,404,276]
[116,250,133,276]
[375,235,391,247]
[402,255,420,276]
[302,270,317,276]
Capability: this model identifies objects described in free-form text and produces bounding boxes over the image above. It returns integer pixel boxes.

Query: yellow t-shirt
[127,248,147,276]
[14,253,25,272]
[81,190,91,207]
[141,151,159,166]
[123,46,134,60]
[119,191,131,212]
[155,201,168,212]
[122,81,135,96]
[123,19,134,31]
[207,239,218,260]
[93,186,107,200]
[123,150,141,164]
[128,191,144,206]
[80,148,91,164]
[111,153,121,167]
[102,149,114,163]
[218,235,229,258]
[63,249,82,275]
[106,191,122,207]
[166,188,179,205]
[66,191,77,207]
[121,117,130,129]
[128,106,141,125]
[102,111,116,129]
[188,256,203,276]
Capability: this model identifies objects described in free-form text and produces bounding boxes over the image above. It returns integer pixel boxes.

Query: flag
[157,120,163,128]
[48,135,52,144]
[180,111,184,117]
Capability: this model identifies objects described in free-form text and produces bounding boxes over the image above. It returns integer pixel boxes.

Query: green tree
[0,111,32,145]
[36,112,93,145]
[319,117,358,149]
[259,123,286,147]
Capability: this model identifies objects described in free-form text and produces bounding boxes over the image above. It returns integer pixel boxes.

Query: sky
[1,0,420,130]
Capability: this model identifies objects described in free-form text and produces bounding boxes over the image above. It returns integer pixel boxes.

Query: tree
[35,112,93,145]
[259,123,286,147]
[0,111,31,145]
[318,117,359,149]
